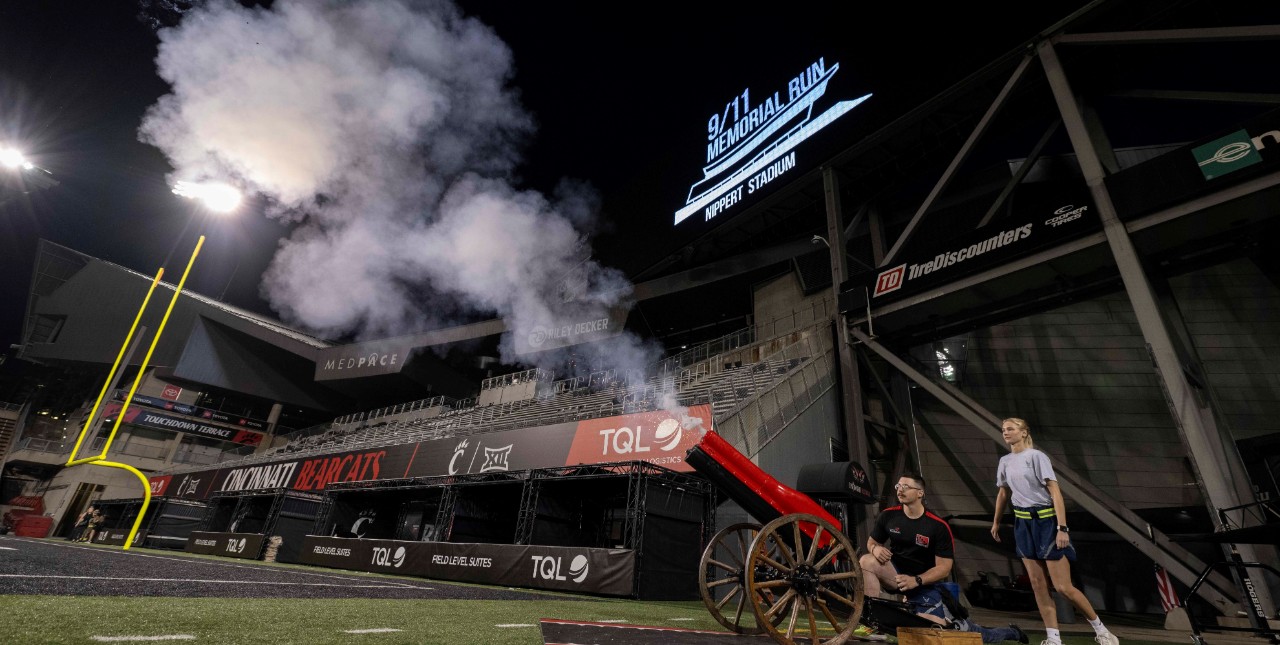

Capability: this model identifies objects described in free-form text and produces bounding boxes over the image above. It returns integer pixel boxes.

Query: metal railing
[480,368,554,391]
[330,395,454,426]
[14,436,106,455]
[655,297,835,379]
[711,322,836,457]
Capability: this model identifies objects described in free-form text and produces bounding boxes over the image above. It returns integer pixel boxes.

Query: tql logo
[531,554,589,583]
[226,538,246,554]
[371,546,407,568]
[598,418,683,456]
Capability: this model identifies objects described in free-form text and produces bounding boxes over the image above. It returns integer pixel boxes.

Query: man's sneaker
[1040,640,1063,645]
[1009,624,1029,644]
[852,625,878,639]
[1095,632,1119,645]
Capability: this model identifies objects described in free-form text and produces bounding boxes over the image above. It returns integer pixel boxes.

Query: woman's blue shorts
[1013,505,1076,561]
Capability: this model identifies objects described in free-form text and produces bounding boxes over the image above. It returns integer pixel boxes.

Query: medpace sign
[149,405,713,500]
[868,195,1100,305]
[674,57,871,226]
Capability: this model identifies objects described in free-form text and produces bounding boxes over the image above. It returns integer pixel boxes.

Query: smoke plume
[140,0,661,380]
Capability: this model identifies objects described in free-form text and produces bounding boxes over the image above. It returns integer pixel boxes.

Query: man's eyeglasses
[894,483,922,492]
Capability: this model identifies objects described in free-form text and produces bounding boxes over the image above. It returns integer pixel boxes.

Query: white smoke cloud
[140,0,664,380]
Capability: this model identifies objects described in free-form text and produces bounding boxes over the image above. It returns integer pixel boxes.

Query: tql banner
[300,536,636,596]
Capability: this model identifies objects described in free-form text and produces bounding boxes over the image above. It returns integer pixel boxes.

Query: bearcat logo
[350,509,376,538]
[448,440,469,475]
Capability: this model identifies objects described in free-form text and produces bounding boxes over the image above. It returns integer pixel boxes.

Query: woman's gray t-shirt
[996,448,1055,508]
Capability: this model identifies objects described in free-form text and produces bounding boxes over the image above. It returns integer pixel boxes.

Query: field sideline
[0,536,1184,645]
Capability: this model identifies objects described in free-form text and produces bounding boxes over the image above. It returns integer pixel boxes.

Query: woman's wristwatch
[1057,525,1070,533]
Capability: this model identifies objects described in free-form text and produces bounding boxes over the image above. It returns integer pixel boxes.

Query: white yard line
[669,617,695,621]
[494,624,535,628]
[596,619,628,623]
[0,574,430,588]
[0,546,16,550]
[90,636,196,642]
[0,537,431,589]
[343,628,403,634]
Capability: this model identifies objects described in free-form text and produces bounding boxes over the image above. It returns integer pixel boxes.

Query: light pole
[170,180,244,300]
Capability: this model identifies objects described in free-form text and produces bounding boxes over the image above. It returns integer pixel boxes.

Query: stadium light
[1,146,34,170]
[172,180,242,213]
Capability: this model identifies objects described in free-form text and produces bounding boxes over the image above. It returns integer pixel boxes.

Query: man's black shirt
[869,505,955,576]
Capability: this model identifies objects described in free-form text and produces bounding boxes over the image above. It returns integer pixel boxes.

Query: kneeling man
[860,474,1027,644]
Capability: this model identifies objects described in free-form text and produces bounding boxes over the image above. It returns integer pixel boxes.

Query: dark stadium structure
[306,461,713,599]
[83,496,208,549]
[2,0,1278,625]
[189,488,325,563]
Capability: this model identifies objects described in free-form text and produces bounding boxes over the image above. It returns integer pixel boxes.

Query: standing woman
[990,418,1118,645]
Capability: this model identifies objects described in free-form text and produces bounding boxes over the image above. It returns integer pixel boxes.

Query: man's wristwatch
[1057,525,1070,533]
[914,575,923,588]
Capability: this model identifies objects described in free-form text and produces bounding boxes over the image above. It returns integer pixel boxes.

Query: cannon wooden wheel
[744,513,864,645]
[698,522,778,634]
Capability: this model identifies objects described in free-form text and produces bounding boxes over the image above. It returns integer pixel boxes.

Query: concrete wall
[753,271,829,336]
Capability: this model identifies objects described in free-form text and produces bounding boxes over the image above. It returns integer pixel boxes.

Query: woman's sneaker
[1095,632,1119,645]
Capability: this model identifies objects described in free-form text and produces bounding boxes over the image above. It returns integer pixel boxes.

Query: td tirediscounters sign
[869,197,1098,305]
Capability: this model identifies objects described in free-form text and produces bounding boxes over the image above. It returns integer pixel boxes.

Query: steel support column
[824,166,873,541]
[1039,39,1271,613]
[851,327,1239,611]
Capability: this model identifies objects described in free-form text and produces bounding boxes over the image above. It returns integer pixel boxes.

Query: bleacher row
[167,327,823,473]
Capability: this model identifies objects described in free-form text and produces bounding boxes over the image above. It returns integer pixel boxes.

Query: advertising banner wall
[185,531,266,559]
[1108,109,1280,219]
[115,391,269,431]
[299,536,636,596]
[90,529,147,547]
[150,406,713,500]
[867,192,1099,306]
[103,402,264,447]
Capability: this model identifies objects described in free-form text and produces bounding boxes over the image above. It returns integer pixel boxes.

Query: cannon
[688,430,933,645]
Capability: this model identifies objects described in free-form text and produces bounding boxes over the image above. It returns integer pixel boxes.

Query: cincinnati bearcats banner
[299,536,636,596]
[184,531,266,559]
[90,529,147,547]
[150,405,712,500]
[866,189,1099,306]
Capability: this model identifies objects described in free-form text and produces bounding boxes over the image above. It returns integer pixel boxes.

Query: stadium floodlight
[1,146,33,170]
[172,180,242,213]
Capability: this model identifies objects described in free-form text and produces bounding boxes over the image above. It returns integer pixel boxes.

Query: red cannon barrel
[686,430,841,533]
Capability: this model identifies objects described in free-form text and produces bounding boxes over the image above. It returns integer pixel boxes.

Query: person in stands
[67,506,93,541]
[861,474,1028,643]
[991,417,1118,645]
[81,507,104,543]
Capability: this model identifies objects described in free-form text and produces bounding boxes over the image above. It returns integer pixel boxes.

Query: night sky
[0,1,1095,355]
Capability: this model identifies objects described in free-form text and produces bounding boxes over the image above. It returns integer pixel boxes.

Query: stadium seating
[164,321,830,473]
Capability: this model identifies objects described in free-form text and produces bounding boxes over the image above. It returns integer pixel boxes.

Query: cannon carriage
[688,430,933,645]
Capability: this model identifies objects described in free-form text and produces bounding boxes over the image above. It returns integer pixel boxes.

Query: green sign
[1193,129,1261,180]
